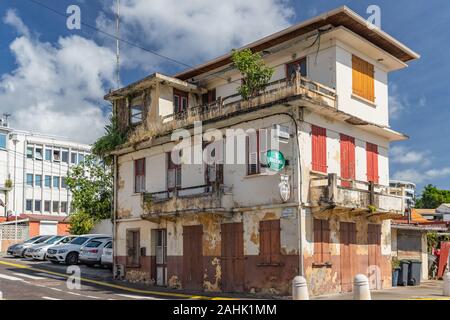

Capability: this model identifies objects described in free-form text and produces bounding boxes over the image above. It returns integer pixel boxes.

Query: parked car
[24,236,63,258]
[100,240,113,269]
[79,237,112,267]
[30,235,77,261]
[46,234,111,265]
[13,235,53,257]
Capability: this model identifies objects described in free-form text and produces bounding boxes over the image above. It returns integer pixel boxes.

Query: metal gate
[221,223,245,292]
[183,225,203,290]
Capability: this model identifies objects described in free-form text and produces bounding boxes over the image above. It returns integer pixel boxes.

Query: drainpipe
[112,154,118,277]
[294,117,304,277]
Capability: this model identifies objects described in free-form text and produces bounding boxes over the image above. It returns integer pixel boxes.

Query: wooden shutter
[126,229,140,267]
[352,55,375,102]
[366,142,379,183]
[259,220,281,265]
[312,125,327,173]
[340,134,355,187]
[314,219,331,264]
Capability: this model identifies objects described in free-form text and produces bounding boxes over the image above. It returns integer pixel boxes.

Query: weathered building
[106,7,419,296]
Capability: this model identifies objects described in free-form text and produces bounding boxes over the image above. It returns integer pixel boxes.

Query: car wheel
[65,252,79,265]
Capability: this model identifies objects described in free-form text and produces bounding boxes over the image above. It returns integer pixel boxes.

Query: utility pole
[116,0,121,90]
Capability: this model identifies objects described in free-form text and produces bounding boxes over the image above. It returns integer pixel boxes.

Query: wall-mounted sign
[281,207,295,218]
[266,150,286,172]
[279,174,291,202]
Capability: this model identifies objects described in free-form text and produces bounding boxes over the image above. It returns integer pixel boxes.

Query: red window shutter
[312,125,327,173]
[340,134,355,187]
[366,143,379,183]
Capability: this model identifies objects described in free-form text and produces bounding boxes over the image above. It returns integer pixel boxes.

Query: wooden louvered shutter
[352,55,375,102]
[366,142,379,183]
[312,125,327,173]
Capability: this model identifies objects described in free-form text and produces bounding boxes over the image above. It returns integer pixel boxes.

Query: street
[0,256,235,301]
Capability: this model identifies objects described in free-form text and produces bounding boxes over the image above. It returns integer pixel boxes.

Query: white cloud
[388,84,408,119]
[1,12,116,144]
[97,0,295,71]
[393,167,450,184]
[390,146,430,165]
[3,9,30,38]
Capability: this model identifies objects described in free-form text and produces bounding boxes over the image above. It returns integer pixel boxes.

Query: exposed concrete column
[353,274,371,300]
[327,173,337,203]
[292,276,309,300]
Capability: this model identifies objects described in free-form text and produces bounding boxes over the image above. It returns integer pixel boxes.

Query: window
[35,147,43,160]
[134,158,146,193]
[35,200,42,212]
[53,176,60,189]
[62,150,69,163]
[126,229,140,267]
[52,201,59,213]
[202,89,217,105]
[313,219,331,264]
[259,220,281,265]
[44,201,51,213]
[78,153,85,164]
[0,133,6,149]
[366,142,379,183]
[26,200,33,211]
[246,129,269,175]
[53,150,61,162]
[27,146,34,159]
[45,175,51,188]
[26,174,34,187]
[35,175,42,187]
[173,90,188,114]
[45,149,52,161]
[130,105,144,125]
[60,202,67,213]
[61,177,67,189]
[286,57,307,82]
[167,153,181,191]
[352,55,375,102]
[71,152,78,164]
[155,229,167,265]
[311,125,327,173]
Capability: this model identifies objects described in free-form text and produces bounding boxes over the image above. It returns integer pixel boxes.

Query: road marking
[0,259,236,300]
[12,273,46,280]
[116,293,162,300]
[0,273,25,281]
[42,296,61,300]
[35,273,65,280]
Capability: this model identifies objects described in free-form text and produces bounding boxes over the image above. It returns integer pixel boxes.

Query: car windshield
[58,237,74,244]
[70,237,89,245]
[85,240,102,248]
[44,236,63,244]
[35,236,51,244]
[24,236,42,244]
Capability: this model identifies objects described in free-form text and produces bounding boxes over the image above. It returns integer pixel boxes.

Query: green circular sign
[266,150,286,172]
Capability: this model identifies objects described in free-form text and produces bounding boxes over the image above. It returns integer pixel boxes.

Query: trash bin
[398,260,410,286]
[408,260,422,286]
[392,268,400,287]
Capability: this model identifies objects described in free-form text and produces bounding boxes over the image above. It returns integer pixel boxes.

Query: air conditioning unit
[273,124,290,143]
[114,264,125,280]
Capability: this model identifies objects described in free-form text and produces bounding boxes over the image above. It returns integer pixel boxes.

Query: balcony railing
[163,75,337,124]
[309,173,405,217]
[141,184,233,220]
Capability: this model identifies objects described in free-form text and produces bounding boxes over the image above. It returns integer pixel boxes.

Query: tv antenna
[115,0,121,89]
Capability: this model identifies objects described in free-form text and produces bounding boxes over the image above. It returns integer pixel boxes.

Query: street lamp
[10,134,19,241]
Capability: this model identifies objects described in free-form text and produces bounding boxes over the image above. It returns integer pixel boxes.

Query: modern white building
[0,115,91,218]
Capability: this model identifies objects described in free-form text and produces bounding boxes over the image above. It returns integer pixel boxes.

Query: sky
[0,0,449,194]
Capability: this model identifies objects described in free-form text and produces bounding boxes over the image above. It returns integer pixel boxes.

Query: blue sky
[0,0,449,194]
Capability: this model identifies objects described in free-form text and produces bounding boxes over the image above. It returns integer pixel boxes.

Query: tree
[66,155,113,234]
[415,184,450,208]
[231,49,274,100]
[92,115,126,165]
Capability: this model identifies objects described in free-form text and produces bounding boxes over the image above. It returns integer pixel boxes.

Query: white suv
[46,234,111,265]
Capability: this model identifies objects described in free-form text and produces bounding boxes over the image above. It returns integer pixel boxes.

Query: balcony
[163,75,337,126]
[309,173,405,219]
[141,184,233,222]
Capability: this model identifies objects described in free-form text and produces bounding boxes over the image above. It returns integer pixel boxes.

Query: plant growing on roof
[4,179,12,189]
[92,114,126,165]
[231,49,274,100]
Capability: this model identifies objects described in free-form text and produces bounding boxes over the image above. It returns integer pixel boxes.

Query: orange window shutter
[312,125,327,173]
[352,55,375,102]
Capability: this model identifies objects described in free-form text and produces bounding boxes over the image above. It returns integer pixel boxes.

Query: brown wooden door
[221,223,245,292]
[368,224,382,290]
[183,225,203,290]
[340,222,357,292]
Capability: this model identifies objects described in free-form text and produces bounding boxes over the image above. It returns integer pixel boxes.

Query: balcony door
[340,134,355,187]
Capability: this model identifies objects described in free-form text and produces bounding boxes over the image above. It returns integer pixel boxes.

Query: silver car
[79,237,112,267]
[31,235,77,261]
[13,236,53,257]
[24,236,63,258]
[100,240,113,269]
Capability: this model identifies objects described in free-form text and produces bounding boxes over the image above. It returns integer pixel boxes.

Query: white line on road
[42,296,62,300]
[36,273,65,280]
[0,273,25,281]
[12,273,46,280]
[116,293,162,300]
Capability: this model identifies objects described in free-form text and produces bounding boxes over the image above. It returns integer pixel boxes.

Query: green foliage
[66,155,112,233]
[415,184,450,209]
[427,232,450,253]
[68,211,96,235]
[231,49,274,100]
[368,205,377,213]
[392,256,401,270]
[92,115,126,165]
[4,179,12,189]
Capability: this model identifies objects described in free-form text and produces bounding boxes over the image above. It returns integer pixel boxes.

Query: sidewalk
[313,280,448,300]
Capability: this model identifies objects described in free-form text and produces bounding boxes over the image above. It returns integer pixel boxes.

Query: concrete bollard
[0,291,3,300]
[353,274,371,300]
[443,272,450,296]
[292,276,309,300]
